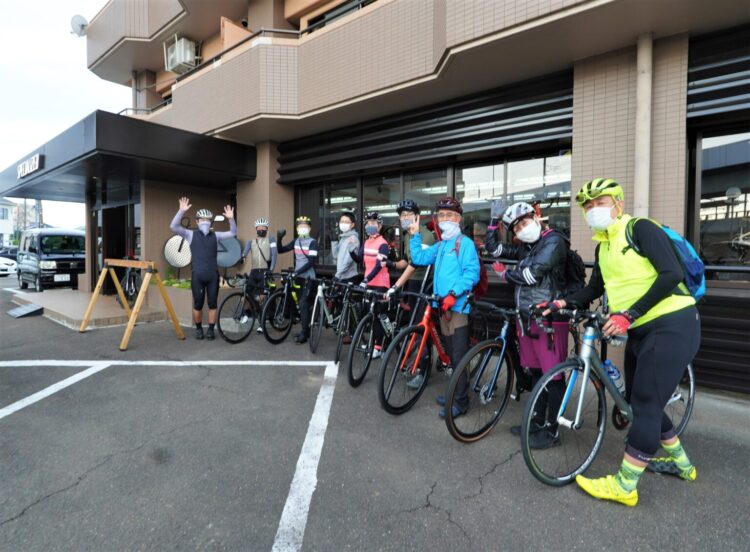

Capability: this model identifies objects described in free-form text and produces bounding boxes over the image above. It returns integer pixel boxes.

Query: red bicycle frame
[398,302,451,375]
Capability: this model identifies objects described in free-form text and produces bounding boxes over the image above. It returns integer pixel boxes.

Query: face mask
[365,224,378,236]
[400,218,414,230]
[515,220,542,243]
[438,221,460,240]
[297,226,310,237]
[198,221,210,235]
[257,229,267,238]
[339,223,351,233]
[585,207,616,231]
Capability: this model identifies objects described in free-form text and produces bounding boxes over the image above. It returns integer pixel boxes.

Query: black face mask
[257,230,268,238]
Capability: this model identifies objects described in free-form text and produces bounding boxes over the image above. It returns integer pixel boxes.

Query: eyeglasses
[435,211,459,221]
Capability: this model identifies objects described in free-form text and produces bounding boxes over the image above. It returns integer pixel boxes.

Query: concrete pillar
[633,32,653,218]
[136,71,163,111]
[235,141,294,272]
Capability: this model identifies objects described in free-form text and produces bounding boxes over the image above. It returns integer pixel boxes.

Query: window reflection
[326,184,358,265]
[699,131,750,280]
[456,164,504,248]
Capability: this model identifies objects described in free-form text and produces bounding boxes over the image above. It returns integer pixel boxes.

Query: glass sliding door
[455,163,504,246]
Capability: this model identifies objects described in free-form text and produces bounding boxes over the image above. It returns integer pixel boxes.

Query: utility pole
[36,199,43,227]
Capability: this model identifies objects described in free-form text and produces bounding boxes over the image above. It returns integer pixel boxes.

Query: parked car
[0,256,16,277]
[17,228,85,292]
[0,247,18,261]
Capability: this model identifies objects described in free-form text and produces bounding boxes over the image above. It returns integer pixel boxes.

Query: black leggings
[624,306,701,461]
[369,286,389,347]
[298,278,317,335]
[192,270,219,310]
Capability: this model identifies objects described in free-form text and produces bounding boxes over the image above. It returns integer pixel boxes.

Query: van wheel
[35,275,43,292]
[18,273,28,289]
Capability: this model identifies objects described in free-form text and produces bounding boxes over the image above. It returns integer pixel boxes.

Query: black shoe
[294,332,308,344]
[528,428,560,450]
[435,395,446,407]
[510,420,544,437]
[195,327,204,340]
[206,327,215,341]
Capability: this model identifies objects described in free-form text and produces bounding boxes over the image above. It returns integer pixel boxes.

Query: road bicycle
[217,271,276,343]
[332,281,365,363]
[377,291,489,415]
[309,277,345,354]
[520,308,696,486]
[346,287,406,388]
[260,271,303,344]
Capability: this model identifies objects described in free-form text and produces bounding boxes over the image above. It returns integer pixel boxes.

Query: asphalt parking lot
[1,278,749,551]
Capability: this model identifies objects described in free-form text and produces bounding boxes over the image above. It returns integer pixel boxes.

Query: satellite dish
[70,15,88,37]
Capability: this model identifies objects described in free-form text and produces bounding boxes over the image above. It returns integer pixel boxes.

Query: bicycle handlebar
[472,300,517,319]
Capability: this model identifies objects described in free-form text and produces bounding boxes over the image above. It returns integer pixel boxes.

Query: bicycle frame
[399,303,451,376]
[557,325,632,430]
[470,316,513,399]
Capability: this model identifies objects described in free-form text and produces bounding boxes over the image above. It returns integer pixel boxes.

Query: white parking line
[0,358,338,551]
[272,361,338,552]
[0,362,112,421]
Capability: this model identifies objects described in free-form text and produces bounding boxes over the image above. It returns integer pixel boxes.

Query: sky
[0,0,131,228]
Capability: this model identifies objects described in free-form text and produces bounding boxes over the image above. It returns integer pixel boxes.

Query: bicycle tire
[309,297,325,354]
[377,325,432,415]
[335,304,353,364]
[445,339,516,443]
[346,313,374,388]
[217,291,255,343]
[521,360,607,486]
[261,290,294,344]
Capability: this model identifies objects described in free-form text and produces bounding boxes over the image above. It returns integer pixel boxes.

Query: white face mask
[197,221,211,235]
[585,207,617,231]
[297,226,310,237]
[515,220,542,243]
[339,223,351,233]
[438,221,461,240]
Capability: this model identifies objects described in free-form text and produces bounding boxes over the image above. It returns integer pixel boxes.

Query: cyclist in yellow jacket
[542,178,700,507]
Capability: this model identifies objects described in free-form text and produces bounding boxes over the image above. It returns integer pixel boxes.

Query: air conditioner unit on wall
[163,35,196,74]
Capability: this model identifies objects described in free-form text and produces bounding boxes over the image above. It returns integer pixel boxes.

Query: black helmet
[397,199,420,215]
[435,196,463,215]
[340,211,356,223]
[364,211,383,224]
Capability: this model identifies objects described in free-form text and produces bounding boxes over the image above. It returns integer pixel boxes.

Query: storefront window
[455,164,504,247]
[698,130,750,281]
[296,184,326,259]
[363,175,400,236]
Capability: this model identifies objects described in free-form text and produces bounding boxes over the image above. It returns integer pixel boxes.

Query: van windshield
[40,235,85,254]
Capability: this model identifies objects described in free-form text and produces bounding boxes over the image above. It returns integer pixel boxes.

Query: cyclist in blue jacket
[408,196,480,419]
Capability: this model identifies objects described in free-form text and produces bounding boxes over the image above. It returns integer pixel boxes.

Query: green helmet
[575,178,624,207]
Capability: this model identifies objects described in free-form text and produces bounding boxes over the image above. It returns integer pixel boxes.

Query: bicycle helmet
[295,215,311,225]
[434,196,463,215]
[340,211,356,223]
[502,202,536,229]
[364,211,383,224]
[196,208,213,220]
[576,178,624,207]
[255,217,270,228]
[397,199,420,215]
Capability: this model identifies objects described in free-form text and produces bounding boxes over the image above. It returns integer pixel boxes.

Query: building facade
[1,0,748,390]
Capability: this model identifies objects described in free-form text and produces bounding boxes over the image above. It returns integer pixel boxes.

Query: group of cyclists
[171,177,701,508]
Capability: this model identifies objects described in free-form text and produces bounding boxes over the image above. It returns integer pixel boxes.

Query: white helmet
[255,217,270,228]
[196,208,213,220]
[502,202,535,229]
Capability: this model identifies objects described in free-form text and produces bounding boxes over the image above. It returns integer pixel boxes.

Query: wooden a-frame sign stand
[79,259,185,351]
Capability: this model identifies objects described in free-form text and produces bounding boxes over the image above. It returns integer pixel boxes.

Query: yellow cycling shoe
[575,474,638,507]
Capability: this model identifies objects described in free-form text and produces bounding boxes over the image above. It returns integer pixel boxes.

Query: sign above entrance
[17,154,44,179]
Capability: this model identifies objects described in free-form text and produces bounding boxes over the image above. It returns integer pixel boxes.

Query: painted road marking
[0,359,339,552]
[0,362,112,421]
[272,361,338,552]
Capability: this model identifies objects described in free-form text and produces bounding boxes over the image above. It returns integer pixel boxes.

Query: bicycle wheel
[346,313,374,388]
[261,290,294,344]
[217,292,256,343]
[445,339,516,443]
[521,360,607,486]
[378,325,432,415]
[667,363,696,437]
[309,298,325,354]
[335,304,354,364]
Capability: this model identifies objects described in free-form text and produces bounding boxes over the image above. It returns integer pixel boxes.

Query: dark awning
[0,111,256,202]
